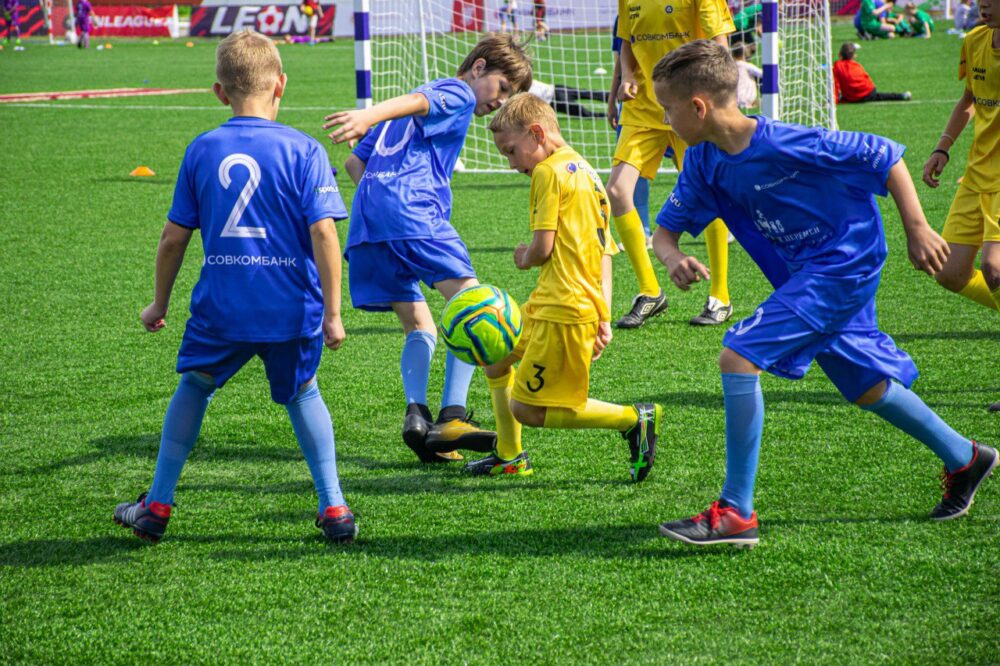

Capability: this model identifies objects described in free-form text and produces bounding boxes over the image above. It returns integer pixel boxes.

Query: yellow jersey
[617,0,735,130]
[525,146,618,325]
[959,26,1000,193]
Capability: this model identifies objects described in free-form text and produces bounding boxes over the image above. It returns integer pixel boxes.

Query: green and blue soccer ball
[440,285,522,366]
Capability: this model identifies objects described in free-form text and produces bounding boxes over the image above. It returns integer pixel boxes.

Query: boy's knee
[981,262,1000,290]
[606,178,633,208]
[510,399,544,427]
[719,347,760,374]
[934,269,970,292]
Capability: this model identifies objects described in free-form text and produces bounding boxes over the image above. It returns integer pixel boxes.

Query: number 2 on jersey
[218,153,266,239]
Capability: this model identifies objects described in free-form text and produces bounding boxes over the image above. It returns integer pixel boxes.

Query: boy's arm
[141,221,194,332]
[345,153,366,186]
[608,52,622,128]
[652,226,710,290]
[923,87,974,188]
[323,93,430,144]
[310,218,346,350]
[886,159,950,275]
[514,230,556,269]
[618,40,639,101]
[593,253,614,361]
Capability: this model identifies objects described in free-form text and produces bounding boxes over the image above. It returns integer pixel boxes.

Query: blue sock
[719,373,764,520]
[285,380,345,512]
[860,381,973,472]
[441,351,476,411]
[147,372,215,505]
[400,330,436,406]
[634,177,651,236]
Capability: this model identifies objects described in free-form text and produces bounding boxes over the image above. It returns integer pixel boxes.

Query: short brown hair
[839,42,857,60]
[651,39,738,103]
[216,29,283,98]
[488,92,559,134]
[457,32,533,93]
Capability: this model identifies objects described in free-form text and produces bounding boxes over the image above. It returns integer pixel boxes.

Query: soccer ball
[440,285,522,366]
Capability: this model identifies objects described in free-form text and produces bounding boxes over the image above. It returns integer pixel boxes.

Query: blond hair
[216,29,283,98]
[488,92,559,134]
[651,39,738,104]
[457,32,533,93]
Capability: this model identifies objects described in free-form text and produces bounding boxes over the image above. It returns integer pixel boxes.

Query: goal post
[355,0,836,173]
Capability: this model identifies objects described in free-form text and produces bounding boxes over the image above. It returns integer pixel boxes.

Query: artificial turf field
[1,20,999,664]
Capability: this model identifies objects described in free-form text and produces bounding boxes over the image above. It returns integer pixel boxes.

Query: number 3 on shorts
[526,364,546,393]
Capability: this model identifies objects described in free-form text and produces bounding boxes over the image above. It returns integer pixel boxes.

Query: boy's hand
[667,254,710,290]
[593,321,613,360]
[323,314,346,350]
[905,223,950,275]
[618,75,638,102]
[922,151,949,188]
[141,303,167,332]
[323,109,374,144]
[606,97,619,130]
[514,243,530,269]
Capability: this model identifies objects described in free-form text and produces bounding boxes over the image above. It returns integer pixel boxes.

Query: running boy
[609,0,736,328]
[468,93,662,481]
[74,0,92,49]
[113,30,357,544]
[650,40,995,547]
[323,33,532,463]
[922,0,1000,313]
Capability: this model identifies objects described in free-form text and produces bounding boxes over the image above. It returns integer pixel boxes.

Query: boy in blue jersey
[649,41,996,547]
[113,30,357,544]
[323,33,533,463]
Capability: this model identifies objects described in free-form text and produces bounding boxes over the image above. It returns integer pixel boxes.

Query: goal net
[358,0,835,174]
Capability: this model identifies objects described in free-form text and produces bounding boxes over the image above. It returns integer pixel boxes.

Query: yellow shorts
[942,185,1000,246]
[511,316,597,410]
[612,125,688,180]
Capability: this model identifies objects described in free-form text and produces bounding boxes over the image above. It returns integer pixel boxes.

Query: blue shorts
[176,323,323,404]
[346,237,476,312]
[723,295,918,403]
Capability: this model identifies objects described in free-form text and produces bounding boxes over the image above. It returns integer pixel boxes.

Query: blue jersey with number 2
[169,116,348,342]
[657,116,905,333]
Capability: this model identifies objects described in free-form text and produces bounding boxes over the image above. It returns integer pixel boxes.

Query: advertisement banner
[190,3,335,37]
[0,0,48,37]
[89,6,174,36]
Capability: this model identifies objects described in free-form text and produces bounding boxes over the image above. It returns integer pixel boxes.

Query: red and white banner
[89,6,174,37]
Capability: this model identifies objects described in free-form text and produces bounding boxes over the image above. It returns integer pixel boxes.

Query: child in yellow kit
[467,93,663,482]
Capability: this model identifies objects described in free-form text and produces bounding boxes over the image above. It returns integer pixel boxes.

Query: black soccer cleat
[113,492,171,543]
[931,442,997,521]
[623,403,661,483]
[659,500,759,548]
[463,451,534,476]
[615,292,667,329]
[425,409,497,454]
[688,297,734,326]
[402,404,462,463]
[316,505,358,543]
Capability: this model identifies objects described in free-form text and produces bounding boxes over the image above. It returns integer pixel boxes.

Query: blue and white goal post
[354,0,837,173]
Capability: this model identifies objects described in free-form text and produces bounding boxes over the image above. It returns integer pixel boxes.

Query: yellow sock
[957,271,999,310]
[705,218,730,304]
[487,371,522,460]
[613,209,660,297]
[543,399,638,432]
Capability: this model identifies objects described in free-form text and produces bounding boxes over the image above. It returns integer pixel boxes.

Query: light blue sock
[285,380,345,512]
[147,372,215,505]
[860,381,973,472]
[441,351,476,410]
[400,330,436,406]
[719,373,764,520]
[634,176,651,236]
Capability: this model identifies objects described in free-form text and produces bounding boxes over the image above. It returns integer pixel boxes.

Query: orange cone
[130,166,155,177]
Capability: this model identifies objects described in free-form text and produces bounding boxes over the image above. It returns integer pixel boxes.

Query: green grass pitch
[1,22,998,664]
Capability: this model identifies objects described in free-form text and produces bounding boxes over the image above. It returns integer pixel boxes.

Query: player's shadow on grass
[646,389,847,409]
[0,537,147,568]
[893,330,1000,343]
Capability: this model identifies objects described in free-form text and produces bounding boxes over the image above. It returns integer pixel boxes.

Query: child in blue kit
[114,30,357,544]
[649,40,996,547]
[323,32,533,463]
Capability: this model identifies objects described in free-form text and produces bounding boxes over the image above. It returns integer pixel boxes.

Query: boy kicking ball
[650,40,996,547]
[467,93,661,481]
[114,30,357,544]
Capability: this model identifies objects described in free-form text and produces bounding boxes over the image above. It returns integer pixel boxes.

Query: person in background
[833,42,912,103]
[732,40,762,110]
[904,2,935,37]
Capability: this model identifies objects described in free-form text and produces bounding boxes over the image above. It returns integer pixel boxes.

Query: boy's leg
[609,125,670,328]
[284,378,346,513]
[464,358,531,476]
[936,187,1000,309]
[634,176,651,238]
[982,240,1000,308]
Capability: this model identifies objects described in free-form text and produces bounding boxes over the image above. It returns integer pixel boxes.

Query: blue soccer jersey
[657,116,905,333]
[168,117,348,342]
[346,77,476,249]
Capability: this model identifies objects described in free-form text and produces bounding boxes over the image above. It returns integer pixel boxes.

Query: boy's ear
[528,122,546,144]
[692,95,709,119]
[274,72,287,99]
[212,82,230,107]
[471,57,487,78]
